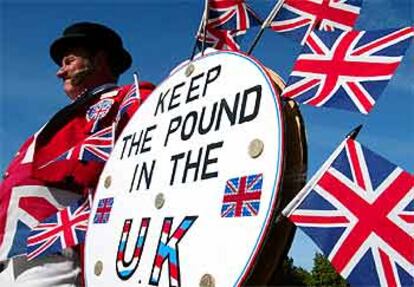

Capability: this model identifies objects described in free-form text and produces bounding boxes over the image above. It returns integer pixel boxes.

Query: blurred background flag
[196,0,261,52]
[207,0,261,32]
[269,0,363,44]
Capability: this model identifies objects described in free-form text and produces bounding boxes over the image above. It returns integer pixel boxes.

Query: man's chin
[64,84,82,100]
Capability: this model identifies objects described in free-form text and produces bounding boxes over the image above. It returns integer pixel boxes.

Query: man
[0,22,155,286]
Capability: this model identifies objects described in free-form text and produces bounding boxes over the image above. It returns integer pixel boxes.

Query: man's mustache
[68,66,94,85]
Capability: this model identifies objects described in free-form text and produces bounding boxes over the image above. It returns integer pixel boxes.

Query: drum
[85,51,307,286]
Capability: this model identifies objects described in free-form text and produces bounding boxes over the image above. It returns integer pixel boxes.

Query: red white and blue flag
[116,85,139,123]
[207,0,260,32]
[282,27,414,114]
[270,0,362,44]
[26,197,90,261]
[283,137,414,287]
[93,197,114,224]
[197,27,244,51]
[221,174,263,218]
[43,124,114,165]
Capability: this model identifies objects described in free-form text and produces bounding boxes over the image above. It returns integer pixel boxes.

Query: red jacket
[0,82,155,260]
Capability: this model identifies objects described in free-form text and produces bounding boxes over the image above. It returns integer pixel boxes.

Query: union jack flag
[27,197,90,261]
[282,27,414,114]
[116,85,139,123]
[197,26,244,51]
[207,0,261,32]
[221,174,263,217]
[283,137,414,287]
[270,0,362,44]
[43,125,114,166]
[93,197,114,224]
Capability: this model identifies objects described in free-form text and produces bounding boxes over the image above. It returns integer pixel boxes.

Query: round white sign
[85,51,284,286]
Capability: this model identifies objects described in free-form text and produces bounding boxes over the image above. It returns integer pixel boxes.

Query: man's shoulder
[100,82,155,100]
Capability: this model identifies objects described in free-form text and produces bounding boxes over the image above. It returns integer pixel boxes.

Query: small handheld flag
[27,197,90,261]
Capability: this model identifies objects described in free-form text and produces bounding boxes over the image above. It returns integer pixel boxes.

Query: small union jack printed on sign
[93,197,114,224]
[221,174,263,218]
[283,138,414,287]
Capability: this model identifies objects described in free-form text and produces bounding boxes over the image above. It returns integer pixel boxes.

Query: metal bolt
[2,172,9,179]
[199,273,215,287]
[104,176,112,188]
[185,63,195,77]
[155,193,165,209]
[248,139,264,158]
[94,260,103,276]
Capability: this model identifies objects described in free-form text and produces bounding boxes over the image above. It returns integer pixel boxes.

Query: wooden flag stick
[247,0,285,55]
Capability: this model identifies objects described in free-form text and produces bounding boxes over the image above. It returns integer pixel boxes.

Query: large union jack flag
[26,197,90,261]
[282,27,414,114]
[270,0,362,44]
[221,173,263,217]
[283,137,414,286]
[207,0,260,32]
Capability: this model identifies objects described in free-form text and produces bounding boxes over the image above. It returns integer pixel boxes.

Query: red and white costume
[0,82,155,286]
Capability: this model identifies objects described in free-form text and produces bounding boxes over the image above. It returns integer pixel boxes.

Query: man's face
[56,47,94,100]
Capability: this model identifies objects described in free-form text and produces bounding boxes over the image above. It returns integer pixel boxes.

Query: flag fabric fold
[281,26,414,114]
[283,136,414,287]
[207,0,261,32]
[26,197,90,261]
[196,0,261,51]
[270,0,363,44]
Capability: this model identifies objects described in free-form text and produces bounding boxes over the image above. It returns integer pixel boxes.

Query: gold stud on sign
[155,193,165,209]
[248,139,264,158]
[94,260,103,276]
[199,273,215,287]
[185,63,195,77]
[104,176,111,188]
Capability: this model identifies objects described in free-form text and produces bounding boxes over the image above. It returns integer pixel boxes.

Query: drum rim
[85,50,286,286]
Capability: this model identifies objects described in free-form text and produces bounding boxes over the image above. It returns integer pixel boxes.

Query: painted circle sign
[85,51,284,286]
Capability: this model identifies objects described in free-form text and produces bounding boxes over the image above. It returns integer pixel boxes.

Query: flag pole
[133,72,141,104]
[247,0,285,55]
[190,1,209,61]
[201,0,209,56]
[282,125,363,217]
[190,13,206,61]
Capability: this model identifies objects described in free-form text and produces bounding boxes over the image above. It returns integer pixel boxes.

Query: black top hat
[50,22,132,75]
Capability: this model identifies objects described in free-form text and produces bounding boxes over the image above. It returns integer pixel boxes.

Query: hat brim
[50,34,132,74]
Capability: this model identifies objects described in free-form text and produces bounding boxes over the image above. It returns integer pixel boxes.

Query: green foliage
[307,252,348,287]
[271,253,348,287]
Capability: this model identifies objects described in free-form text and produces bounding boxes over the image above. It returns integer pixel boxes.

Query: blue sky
[1,0,413,270]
